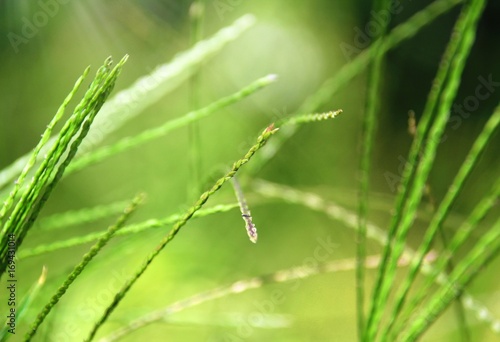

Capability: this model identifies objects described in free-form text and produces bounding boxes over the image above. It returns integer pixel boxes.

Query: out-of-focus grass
[0,1,499,341]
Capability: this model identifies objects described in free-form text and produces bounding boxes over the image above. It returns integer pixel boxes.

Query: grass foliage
[0,1,499,341]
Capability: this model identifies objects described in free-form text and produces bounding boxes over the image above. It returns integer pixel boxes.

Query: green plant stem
[84,125,278,341]
[358,0,390,337]
[0,267,46,341]
[385,99,500,338]
[0,57,127,277]
[188,0,205,198]
[24,194,145,341]
[99,253,434,342]
[12,58,126,249]
[248,0,463,176]
[0,68,89,225]
[401,217,500,341]
[0,15,256,193]
[66,74,277,175]
[365,0,486,338]
[254,179,500,337]
[18,203,239,260]
[392,173,500,338]
[4,60,113,241]
[35,200,130,231]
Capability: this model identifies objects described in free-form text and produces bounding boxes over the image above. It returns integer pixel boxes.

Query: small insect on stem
[230,176,258,243]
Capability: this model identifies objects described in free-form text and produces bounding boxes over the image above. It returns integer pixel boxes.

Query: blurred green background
[1,0,500,341]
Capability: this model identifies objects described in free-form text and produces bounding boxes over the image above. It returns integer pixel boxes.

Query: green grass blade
[401,217,500,341]
[392,172,500,338]
[84,125,278,341]
[0,57,127,277]
[99,253,432,342]
[385,101,500,337]
[253,180,500,337]
[18,203,238,260]
[66,74,277,175]
[248,0,463,176]
[24,194,144,341]
[0,267,46,341]
[6,57,128,254]
[358,0,391,336]
[188,0,206,198]
[3,59,114,241]
[0,15,256,191]
[35,200,130,231]
[365,0,473,332]
[365,0,486,338]
[0,68,89,225]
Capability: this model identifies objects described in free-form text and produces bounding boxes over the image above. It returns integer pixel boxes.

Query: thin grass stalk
[24,194,144,341]
[253,179,500,336]
[385,98,500,337]
[0,15,256,192]
[248,0,464,176]
[438,227,471,342]
[0,267,46,341]
[365,1,486,338]
[35,200,130,231]
[400,217,500,341]
[357,0,391,336]
[230,176,258,243]
[0,68,89,225]
[365,0,473,334]
[410,111,471,340]
[6,60,115,240]
[66,74,277,175]
[0,57,127,276]
[0,62,108,237]
[280,110,342,126]
[84,125,279,341]
[19,203,239,260]
[10,57,128,256]
[99,253,437,342]
[392,172,500,337]
[188,0,205,198]
[20,111,339,261]
[406,111,470,339]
